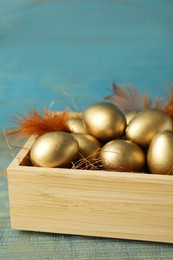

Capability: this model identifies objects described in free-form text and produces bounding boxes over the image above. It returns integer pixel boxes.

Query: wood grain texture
[7,137,173,243]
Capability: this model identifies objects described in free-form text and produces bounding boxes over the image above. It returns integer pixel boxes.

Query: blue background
[0,0,173,129]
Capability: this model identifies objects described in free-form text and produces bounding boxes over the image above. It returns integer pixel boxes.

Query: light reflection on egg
[72,133,101,163]
[125,111,139,125]
[67,118,88,134]
[147,130,173,175]
[100,139,145,172]
[30,132,79,168]
[126,109,173,147]
[83,102,126,142]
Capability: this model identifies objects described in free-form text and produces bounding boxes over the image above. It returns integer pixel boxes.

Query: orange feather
[163,92,173,119]
[7,109,71,139]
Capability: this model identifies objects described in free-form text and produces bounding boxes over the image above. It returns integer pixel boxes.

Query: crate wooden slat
[7,136,173,243]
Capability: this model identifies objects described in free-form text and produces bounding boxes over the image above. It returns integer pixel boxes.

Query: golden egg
[147,130,173,175]
[82,102,126,142]
[100,139,145,172]
[67,118,88,134]
[30,132,79,168]
[72,133,101,163]
[126,109,173,147]
[125,111,139,124]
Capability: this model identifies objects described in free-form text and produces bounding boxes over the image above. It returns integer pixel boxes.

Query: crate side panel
[7,170,173,243]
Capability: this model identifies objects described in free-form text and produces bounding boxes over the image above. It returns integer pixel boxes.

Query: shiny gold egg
[30,132,79,167]
[147,130,173,175]
[126,109,173,147]
[100,139,145,172]
[72,133,101,163]
[125,111,139,124]
[82,102,126,142]
[67,118,88,134]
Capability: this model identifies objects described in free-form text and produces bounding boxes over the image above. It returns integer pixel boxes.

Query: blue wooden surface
[0,0,173,129]
[1,0,173,259]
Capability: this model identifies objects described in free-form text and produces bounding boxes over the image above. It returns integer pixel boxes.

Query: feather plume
[163,91,173,119]
[104,82,164,112]
[7,109,71,139]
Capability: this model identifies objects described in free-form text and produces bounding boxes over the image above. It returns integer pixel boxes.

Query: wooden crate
[7,136,173,243]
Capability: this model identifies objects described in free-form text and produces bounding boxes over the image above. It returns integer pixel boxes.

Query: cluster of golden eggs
[30,102,173,175]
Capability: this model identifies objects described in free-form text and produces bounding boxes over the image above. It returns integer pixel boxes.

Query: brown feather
[7,109,71,139]
[163,92,173,119]
[104,82,164,112]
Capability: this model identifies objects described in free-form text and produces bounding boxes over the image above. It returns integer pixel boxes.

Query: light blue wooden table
[0,0,173,259]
